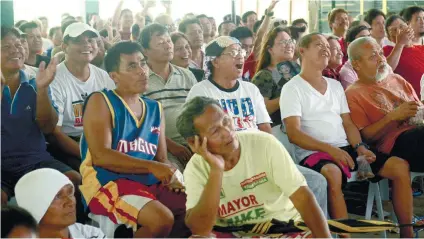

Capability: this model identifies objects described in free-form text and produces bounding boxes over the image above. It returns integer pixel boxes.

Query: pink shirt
[339,60,358,90]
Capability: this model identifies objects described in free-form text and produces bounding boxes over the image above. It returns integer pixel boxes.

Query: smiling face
[327,38,343,69]
[352,40,389,82]
[213,43,245,79]
[39,184,76,228]
[63,32,98,64]
[144,32,174,63]
[299,34,331,71]
[24,27,42,54]
[1,33,25,73]
[371,15,386,39]
[331,12,349,36]
[171,36,192,68]
[268,31,295,62]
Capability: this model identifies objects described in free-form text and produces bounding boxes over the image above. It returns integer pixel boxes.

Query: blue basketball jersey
[80,89,162,191]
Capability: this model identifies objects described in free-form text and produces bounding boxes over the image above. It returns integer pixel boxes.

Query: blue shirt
[1,70,55,170]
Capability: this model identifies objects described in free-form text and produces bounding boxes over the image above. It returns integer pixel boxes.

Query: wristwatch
[265,9,274,17]
[354,142,370,151]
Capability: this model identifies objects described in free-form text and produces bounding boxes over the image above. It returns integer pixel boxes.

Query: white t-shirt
[186,80,271,131]
[68,223,105,238]
[23,64,38,79]
[421,74,424,101]
[184,131,306,230]
[50,62,115,137]
[279,75,350,162]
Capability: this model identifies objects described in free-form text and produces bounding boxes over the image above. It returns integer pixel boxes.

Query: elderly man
[187,36,329,218]
[281,33,414,238]
[177,96,331,238]
[346,37,424,172]
[15,169,104,238]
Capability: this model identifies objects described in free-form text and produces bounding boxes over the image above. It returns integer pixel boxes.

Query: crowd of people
[1,0,424,238]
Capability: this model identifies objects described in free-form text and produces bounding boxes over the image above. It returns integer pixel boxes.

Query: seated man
[48,22,115,171]
[1,206,37,238]
[1,26,81,205]
[139,23,199,171]
[280,33,414,238]
[80,41,188,238]
[346,37,424,172]
[187,36,329,218]
[177,96,331,238]
[15,168,105,238]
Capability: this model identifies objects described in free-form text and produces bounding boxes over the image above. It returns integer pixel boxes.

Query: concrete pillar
[1,0,14,27]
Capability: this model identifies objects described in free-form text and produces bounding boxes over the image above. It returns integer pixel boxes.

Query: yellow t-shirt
[184,131,307,227]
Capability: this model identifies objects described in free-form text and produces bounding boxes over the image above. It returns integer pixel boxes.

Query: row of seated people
[1,10,423,239]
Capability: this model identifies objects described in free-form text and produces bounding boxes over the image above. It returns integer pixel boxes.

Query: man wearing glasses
[187,36,272,133]
[139,23,198,172]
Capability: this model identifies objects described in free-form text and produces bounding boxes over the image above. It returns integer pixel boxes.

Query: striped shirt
[144,64,197,145]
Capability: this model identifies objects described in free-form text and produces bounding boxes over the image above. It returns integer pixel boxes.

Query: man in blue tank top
[80,41,188,237]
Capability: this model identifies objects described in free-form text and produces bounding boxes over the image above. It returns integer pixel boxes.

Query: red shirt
[338,37,348,68]
[322,67,341,82]
[242,52,257,81]
[383,45,424,99]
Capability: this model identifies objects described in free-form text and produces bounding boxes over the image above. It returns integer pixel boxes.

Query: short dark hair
[401,6,424,22]
[346,25,370,43]
[297,32,323,59]
[196,14,209,20]
[1,206,38,238]
[229,26,253,40]
[19,21,39,33]
[178,18,201,33]
[61,19,78,35]
[289,25,307,41]
[104,41,143,73]
[170,32,191,47]
[1,25,20,40]
[15,20,28,28]
[292,18,308,26]
[364,9,386,25]
[385,15,405,37]
[242,11,257,23]
[138,23,168,49]
[218,20,234,34]
[328,8,349,29]
[48,27,60,38]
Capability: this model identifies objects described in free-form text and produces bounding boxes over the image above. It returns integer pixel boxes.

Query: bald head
[347,36,378,61]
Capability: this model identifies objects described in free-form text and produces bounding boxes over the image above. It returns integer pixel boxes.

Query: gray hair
[176,96,221,139]
[347,36,378,61]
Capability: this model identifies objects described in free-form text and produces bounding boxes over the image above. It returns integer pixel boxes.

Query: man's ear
[212,58,219,68]
[61,42,67,53]
[109,72,119,84]
[351,59,360,71]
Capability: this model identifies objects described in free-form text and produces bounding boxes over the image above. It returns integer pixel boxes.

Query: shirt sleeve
[338,83,350,114]
[186,83,204,102]
[253,85,272,124]
[345,92,370,130]
[184,156,209,210]
[279,83,302,120]
[265,134,307,197]
[252,70,274,99]
[50,79,65,126]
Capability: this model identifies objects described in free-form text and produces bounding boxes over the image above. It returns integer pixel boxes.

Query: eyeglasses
[276,39,295,46]
[221,48,247,58]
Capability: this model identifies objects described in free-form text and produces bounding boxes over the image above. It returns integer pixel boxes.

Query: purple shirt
[339,60,358,90]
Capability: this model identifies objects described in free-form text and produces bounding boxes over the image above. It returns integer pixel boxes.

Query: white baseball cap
[14,168,73,223]
[63,22,99,40]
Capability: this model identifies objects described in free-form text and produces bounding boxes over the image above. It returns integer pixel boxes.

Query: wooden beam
[382,0,387,14]
[360,0,364,15]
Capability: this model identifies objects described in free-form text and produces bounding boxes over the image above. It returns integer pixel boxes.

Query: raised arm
[253,0,279,59]
[385,28,413,70]
[111,0,125,29]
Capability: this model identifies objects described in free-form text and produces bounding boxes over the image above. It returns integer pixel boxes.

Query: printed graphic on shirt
[240,172,268,191]
[217,194,266,226]
[72,100,84,127]
[218,98,255,130]
[220,188,225,199]
[116,137,158,155]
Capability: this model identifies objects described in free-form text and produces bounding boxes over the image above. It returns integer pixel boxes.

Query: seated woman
[170,32,205,82]
[322,35,343,82]
[252,26,300,127]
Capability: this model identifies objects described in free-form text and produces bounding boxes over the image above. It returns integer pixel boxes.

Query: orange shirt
[345,74,422,154]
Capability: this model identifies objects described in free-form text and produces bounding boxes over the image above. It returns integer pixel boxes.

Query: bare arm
[111,0,124,28]
[385,43,405,70]
[290,186,331,238]
[258,123,272,134]
[35,60,59,134]
[341,113,363,147]
[264,97,280,115]
[83,93,159,174]
[52,126,81,157]
[185,168,223,236]
[253,0,279,59]
[36,87,58,134]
